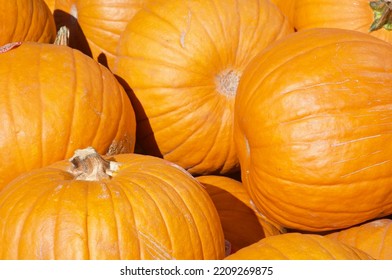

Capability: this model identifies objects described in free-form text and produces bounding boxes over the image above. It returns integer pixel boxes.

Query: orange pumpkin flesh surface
[0,0,57,45]
[53,0,147,69]
[113,0,293,176]
[196,175,284,255]
[225,233,373,260]
[0,41,136,190]
[327,218,392,260]
[294,0,392,44]
[0,147,225,260]
[234,28,392,232]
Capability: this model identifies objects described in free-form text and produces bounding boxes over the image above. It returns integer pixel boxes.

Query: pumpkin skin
[196,175,284,255]
[295,0,392,44]
[53,0,147,68]
[114,0,293,176]
[0,42,136,190]
[234,28,392,232]
[327,219,392,260]
[0,0,57,45]
[225,233,373,260]
[0,148,225,260]
[43,0,56,12]
[271,0,297,26]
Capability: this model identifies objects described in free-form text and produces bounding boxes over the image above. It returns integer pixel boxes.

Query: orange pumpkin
[234,28,392,232]
[43,0,56,12]
[114,0,293,176]
[52,0,147,68]
[0,147,225,260]
[327,219,392,260]
[295,0,392,44]
[0,41,136,190]
[196,175,284,255]
[225,233,373,260]
[0,0,56,45]
[271,0,297,27]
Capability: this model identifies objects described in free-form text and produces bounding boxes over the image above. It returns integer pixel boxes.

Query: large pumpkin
[113,0,293,176]
[0,41,136,190]
[225,233,373,260]
[294,0,392,44]
[0,147,225,260]
[52,0,147,68]
[0,0,56,45]
[234,28,392,232]
[327,219,392,260]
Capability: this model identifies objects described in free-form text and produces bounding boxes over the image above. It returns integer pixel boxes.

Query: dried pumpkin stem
[370,0,392,31]
[69,147,120,181]
[54,26,70,46]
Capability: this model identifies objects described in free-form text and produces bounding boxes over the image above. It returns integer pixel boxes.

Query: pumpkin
[295,0,392,44]
[52,0,147,68]
[327,219,392,260]
[43,0,56,13]
[113,0,293,176]
[0,147,225,260]
[0,0,57,45]
[270,0,297,27]
[0,40,136,190]
[225,233,373,260]
[234,28,392,232]
[196,175,284,255]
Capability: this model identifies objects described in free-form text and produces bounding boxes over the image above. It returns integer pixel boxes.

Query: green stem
[370,0,392,32]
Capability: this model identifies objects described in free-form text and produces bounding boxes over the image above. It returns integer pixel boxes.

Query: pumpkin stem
[215,69,241,97]
[54,26,70,46]
[369,0,392,32]
[69,147,120,181]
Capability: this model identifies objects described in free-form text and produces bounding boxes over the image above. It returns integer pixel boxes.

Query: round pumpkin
[327,219,392,260]
[53,0,147,68]
[225,233,373,260]
[0,0,56,45]
[113,0,293,176]
[0,41,136,190]
[295,0,392,44]
[0,147,225,260]
[196,175,284,255]
[234,28,392,232]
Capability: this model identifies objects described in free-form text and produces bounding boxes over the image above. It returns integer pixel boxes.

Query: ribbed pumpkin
[327,219,392,260]
[53,0,147,68]
[0,41,136,190]
[196,175,284,255]
[0,0,57,45]
[113,0,293,176]
[0,147,225,260]
[295,0,392,44]
[271,0,296,26]
[234,28,392,232]
[225,233,373,260]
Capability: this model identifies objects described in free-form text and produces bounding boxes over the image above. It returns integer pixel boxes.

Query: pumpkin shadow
[114,75,162,157]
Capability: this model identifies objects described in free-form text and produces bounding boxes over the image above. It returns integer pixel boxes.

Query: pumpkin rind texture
[0,0,57,45]
[113,0,293,176]
[225,233,373,260]
[0,151,225,260]
[234,28,392,232]
[0,42,136,190]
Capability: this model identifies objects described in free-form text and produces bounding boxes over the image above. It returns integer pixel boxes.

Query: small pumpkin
[114,0,293,176]
[295,0,392,44]
[234,28,392,232]
[0,147,225,260]
[0,0,56,45]
[327,219,392,260]
[0,39,136,190]
[225,232,373,260]
[196,175,284,255]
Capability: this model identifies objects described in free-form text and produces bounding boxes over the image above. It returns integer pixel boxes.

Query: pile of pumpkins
[1,0,392,260]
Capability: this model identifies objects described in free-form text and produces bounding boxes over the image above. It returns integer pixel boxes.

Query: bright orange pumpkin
[295,0,392,44]
[270,0,297,26]
[0,0,57,45]
[0,147,225,260]
[43,0,56,12]
[327,219,392,260]
[225,233,373,260]
[0,41,136,190]
[114,0,293,176]
[234,28,392,232]
[52,0,147,68]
